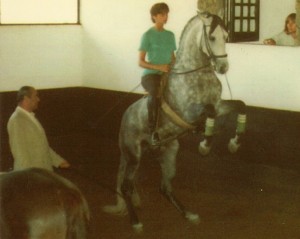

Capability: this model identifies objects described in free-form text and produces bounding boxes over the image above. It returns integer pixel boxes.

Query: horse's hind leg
[120,152,143,231]
[218,100,247,153]
[159,140,199,223]
[103,144,142,232]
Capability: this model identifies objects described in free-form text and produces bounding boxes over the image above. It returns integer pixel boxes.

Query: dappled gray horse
[0,168,90,239]
[104,13,246,231]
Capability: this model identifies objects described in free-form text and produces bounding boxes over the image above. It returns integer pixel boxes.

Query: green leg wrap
[236,114,247,134]
[204,118,215,136]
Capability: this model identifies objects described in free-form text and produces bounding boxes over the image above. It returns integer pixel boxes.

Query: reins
[224,73,233,100]
[90,83,142,128]
[171,63,212,75]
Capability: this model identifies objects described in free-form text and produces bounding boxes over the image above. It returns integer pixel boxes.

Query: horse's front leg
[218,100,247,153]
[159,140,200,223]
[199,104,216,155]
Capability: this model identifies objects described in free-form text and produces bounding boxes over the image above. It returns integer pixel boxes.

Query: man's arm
[49,148,70,168]
[7,120,32,169]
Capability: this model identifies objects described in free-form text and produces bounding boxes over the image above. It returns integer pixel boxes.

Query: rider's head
[150,3,169,23]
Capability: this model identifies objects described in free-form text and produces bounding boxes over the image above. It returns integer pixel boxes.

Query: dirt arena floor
[50,107,300,239]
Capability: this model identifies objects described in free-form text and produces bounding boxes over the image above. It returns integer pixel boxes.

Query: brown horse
[0,168,90,239]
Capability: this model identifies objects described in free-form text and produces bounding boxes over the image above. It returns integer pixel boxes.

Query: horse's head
[198,12,229,74]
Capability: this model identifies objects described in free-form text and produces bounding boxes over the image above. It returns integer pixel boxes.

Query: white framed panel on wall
[0,0,79,24]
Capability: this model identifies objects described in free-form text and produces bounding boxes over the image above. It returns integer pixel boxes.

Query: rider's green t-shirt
[139,27,176,76]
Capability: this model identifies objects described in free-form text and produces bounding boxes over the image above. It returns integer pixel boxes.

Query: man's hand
[59,160,71,169]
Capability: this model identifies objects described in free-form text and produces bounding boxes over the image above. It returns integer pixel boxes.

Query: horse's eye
[209,36,216,41]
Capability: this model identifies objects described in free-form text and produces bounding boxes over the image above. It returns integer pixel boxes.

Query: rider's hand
[158,64,171,73]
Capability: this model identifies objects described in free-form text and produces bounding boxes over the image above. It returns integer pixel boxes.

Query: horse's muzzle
[214,61,229,74]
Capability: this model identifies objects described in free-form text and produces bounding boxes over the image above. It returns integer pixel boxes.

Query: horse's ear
[197,10,212,25]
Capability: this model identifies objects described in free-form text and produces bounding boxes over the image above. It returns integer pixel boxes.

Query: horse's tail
[0,168,90,239]
[102,194,128,215]
[35,170,91,239]
[102,154,128,215]
[63,184,90,239]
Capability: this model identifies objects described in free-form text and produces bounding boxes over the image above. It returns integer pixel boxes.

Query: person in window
[7,86,70,171]
[139,2,176,145]
[263,13,297,46]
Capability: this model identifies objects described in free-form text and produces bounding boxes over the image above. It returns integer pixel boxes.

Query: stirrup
[151,132,160,146]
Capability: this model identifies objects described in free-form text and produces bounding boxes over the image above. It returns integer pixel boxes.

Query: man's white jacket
[7,106,64,171]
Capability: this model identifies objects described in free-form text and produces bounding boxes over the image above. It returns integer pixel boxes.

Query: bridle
[203,24,228,63]
[172,16,228,75]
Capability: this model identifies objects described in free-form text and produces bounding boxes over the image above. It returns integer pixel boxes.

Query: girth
[159,74,197,130]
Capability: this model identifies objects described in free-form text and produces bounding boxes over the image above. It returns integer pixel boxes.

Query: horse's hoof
[102,205,128,216]
[185,212,200,224]
[132,222,143,233]
[228,137,240,153]
[198,140,211,156]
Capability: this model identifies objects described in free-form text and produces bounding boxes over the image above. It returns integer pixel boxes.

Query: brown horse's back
[0,168,89,239]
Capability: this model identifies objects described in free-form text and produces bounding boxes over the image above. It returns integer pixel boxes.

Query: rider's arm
[171,52,176,65]
[139,51,170,73]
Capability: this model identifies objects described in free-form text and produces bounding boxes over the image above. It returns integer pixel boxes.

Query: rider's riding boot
[148,96,160,145]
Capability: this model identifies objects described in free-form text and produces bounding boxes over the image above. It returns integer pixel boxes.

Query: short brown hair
[150,3,169,23]
[17,86,34,103]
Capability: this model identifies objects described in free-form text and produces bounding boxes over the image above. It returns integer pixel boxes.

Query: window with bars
[0,0,79,25]
[224,0,260,42]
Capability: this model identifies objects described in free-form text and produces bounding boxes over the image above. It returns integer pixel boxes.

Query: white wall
[81,0,197,92]
[81,0,299,111]
[0,25,83,91]
[0,0,299,112]
[221,44,300,111]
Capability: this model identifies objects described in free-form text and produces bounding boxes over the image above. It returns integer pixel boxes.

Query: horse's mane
[178,14,227,44]
[178,15,199,44]
[209,14,227,35]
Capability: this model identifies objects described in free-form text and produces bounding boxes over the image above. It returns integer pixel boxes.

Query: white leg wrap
[132,222,143,233]
[185,211,200,224]
[198,139,211,156]
[228,135,240,153]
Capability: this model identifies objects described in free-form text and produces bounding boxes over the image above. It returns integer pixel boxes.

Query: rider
[139,2,176,145]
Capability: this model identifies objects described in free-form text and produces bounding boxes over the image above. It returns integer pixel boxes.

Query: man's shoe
[151,132,160,146]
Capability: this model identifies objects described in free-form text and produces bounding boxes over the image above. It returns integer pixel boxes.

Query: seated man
[7,86,70,171]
